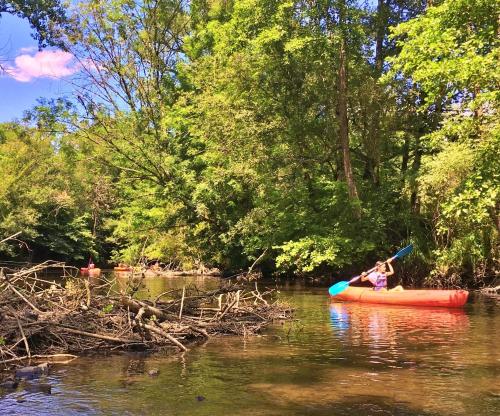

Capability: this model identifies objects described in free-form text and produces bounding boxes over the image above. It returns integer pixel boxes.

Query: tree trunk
[338,37,359,203]
[364,0,389,186]
[410,136,422,214]
[401,134,410,177]
[374,0,386,75]
[337,15,360,215]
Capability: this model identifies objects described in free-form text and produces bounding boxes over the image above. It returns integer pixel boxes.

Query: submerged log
[15,363,48,380]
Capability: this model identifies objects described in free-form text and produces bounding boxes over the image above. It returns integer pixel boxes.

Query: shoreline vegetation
[0,262,293,383]
[0,1,498,290]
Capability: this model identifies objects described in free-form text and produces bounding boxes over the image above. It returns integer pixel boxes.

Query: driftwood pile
[480,285,500,294]
[0,262,292,368]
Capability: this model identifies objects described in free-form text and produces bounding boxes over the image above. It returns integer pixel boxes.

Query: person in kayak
[360,259,403,291]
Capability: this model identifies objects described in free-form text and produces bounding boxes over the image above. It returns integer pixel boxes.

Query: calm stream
[1,275,499,415]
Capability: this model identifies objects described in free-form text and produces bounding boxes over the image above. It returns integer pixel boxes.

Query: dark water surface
[1,276,499,415]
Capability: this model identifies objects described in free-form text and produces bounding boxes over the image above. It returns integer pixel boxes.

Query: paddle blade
[394,244,413,260]
[329,281,350,297]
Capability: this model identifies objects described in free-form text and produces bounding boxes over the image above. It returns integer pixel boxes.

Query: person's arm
[385,260,394,277]
[360,272,368,282]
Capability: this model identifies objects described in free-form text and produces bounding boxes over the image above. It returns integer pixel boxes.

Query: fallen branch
[5,280,44,314]
[0,354,78,365]
[15,316,31,359]
[178,286,186,320]
[54,324,141,345]
[142,323,187,352]
[0,231,22,245]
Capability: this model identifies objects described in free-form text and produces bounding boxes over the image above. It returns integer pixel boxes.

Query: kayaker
[360,259,403,292]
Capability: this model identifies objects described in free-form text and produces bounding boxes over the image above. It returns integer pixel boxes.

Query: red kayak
[114,266,133,272]
[331,286,469,308]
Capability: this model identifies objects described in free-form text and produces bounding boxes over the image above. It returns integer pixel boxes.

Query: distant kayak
[88,268,101,277]
[114,266,133,272]
[331,286,469,308]
[81,267,101,277]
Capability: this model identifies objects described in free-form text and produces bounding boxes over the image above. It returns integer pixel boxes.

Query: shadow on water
[279,395,445,416]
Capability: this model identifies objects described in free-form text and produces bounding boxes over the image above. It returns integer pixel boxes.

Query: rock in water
[15,363,49,380]
[24,382,52,395]
[0,379,19,390]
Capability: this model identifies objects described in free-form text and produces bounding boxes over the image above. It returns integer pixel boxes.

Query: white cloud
[4,49,80,82]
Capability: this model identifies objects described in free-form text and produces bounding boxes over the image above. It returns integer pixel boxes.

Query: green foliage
[106,182,194,268]
[102,303,114,314]
[0,0,68,47]
[0,0,497,286]
[429,133,499,282]
[389,0,498,108]
[418,142,475,207]
[275,235,375,274]
[0,101,116,261]
[388,0,499,283]
[181,0,381,271]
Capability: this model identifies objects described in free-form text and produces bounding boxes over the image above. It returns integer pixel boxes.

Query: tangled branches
[0,263,292,368]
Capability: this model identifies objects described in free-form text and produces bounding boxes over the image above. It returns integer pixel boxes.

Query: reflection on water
[330,303,470,362]
[112,273,222,299]
[1,279,499,415]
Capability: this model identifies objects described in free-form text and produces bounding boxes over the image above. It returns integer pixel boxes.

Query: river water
[1,276,499,415]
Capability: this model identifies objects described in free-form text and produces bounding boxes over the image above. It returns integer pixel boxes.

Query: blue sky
[0,13,76,122]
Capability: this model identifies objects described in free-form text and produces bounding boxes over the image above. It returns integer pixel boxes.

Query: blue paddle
[328,244,413,296]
